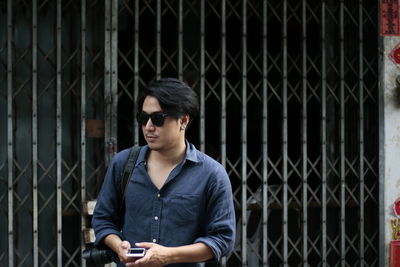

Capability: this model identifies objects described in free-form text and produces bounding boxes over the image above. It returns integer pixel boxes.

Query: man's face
[140,96,183,151]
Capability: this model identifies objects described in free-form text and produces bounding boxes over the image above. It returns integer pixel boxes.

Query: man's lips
[145,135,158,140]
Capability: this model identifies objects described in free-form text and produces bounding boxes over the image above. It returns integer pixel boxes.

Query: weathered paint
[382,37,400,266]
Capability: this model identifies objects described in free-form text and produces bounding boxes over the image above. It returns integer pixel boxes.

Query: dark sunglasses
[136,111,168,127]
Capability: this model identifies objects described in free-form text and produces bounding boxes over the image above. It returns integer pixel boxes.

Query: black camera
[82,247,117,267]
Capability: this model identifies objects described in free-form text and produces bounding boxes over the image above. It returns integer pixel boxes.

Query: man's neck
[149,141,186,166]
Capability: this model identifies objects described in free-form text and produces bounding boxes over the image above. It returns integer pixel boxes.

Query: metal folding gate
[0,0,380,266]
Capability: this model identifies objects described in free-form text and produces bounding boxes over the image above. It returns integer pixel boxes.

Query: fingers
[118,240,132,264]
[135,242,153,249]
[121,240,131,250]
[125,251,150,266]
[124,242,160,266]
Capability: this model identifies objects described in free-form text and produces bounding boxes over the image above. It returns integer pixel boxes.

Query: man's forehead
[142,96,161,109]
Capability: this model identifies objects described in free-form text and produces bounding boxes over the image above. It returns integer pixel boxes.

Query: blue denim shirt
[92,141,236,267]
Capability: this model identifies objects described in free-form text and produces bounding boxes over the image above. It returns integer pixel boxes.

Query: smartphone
[126,247,146,257]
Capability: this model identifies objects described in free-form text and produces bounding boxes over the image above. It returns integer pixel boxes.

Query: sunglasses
[136,111,168,127]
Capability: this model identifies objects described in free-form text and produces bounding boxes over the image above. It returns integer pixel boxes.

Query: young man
[92,78,236,266]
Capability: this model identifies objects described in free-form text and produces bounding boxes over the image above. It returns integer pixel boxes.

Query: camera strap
[119,145,141,215]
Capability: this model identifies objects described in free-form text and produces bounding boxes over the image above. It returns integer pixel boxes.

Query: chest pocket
[166,194,200,227]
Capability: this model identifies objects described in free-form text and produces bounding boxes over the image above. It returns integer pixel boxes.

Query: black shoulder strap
[119,146,141,213]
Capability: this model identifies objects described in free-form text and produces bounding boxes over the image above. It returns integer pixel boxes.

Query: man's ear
[180,114,190,127]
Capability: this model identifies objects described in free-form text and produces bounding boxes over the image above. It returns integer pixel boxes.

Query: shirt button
[157,193,161,198]
[154,216,159,221]
[152,239,157,243]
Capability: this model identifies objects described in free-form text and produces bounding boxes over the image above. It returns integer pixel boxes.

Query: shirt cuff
[94,229,124,247]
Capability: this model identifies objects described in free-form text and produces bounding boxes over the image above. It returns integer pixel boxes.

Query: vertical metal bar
[220,1,227,266]
[262,0,268,266]
[32,1,39,266]
[358,1,365,265]
[282,1,288,266]
[56,0,62,265]
[241,0,248,265]
[80,0,87,266]
[178,0,183,80]
[301,0,308,266]
[111,0,118,151]
[199,0,205,152]
[221,0,226,169]
[321,1,327,266]
[133,0,140,145]
[339,2,346,267]
[105,0,112,163]
[7,0,14,266]
[156,0,161,79]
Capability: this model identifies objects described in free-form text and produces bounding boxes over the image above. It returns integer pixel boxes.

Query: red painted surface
[391,240,400,267]
[381,0,400,36]
[394,198,400,217]
[389,43,400,64]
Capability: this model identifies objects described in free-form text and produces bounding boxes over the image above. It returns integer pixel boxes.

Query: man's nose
[144,118,155,129]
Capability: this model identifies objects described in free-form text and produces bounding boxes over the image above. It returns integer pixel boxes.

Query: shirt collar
[184,140,200,164]
[136,146,148,166]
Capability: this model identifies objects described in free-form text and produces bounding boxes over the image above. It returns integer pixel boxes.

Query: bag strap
[119,146,141,214]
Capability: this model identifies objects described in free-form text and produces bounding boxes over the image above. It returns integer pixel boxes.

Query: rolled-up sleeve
[92,150,129,246]
[194,166,236,260]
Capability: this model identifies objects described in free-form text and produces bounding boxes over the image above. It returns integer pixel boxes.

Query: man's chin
[147,143,161,151]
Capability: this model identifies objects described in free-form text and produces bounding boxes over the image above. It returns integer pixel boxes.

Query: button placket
[151,191,162,244]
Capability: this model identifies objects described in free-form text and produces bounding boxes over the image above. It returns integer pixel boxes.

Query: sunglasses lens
[151,113,165,126]
[137,112,149,125]
[137,112,166,127]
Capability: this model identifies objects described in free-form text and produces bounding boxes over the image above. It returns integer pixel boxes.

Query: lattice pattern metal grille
[0,1,105,266]
[117,0,379,266]
[0,0,379,266]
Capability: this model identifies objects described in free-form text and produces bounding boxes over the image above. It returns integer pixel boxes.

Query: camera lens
[83,247,113,267]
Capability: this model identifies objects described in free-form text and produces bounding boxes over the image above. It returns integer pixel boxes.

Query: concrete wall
[382,37,400,266]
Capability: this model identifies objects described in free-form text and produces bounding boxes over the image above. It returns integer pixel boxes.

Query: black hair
[137,78,199,127]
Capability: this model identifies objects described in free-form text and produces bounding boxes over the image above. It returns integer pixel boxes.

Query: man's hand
[116,240,134,265]
[103,235,139,265]
[125,242,170,267]
[125,241,213,266]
